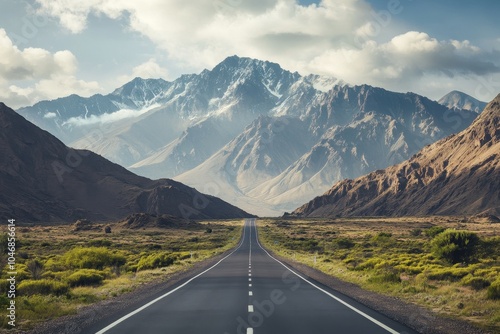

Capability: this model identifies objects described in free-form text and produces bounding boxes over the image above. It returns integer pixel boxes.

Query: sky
[1,0,500,109]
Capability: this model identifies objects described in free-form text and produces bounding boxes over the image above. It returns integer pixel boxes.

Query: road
[87,218,418,334]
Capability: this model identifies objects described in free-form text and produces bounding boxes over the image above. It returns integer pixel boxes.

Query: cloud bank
[2,0,499,108]
[33,0,500,101]
[0,29,100,108]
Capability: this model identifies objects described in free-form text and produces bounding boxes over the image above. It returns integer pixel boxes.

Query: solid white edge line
[252,219,400,334]
[95,220,249,334]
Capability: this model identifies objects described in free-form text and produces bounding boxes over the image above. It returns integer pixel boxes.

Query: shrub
[410,229,422,237]
[26,259,44,280]
[18,279,69,296]
[425,226,446,238]
[487,280,500,300]
[368,265,401,284]
[333,238,355,249]
[461,275,490,290]
[427,267,470,281]
[431,230,480,264]
[63,247,126,270]
[137,252,176,271]
[66,269,105,287]
[372,232,392,245]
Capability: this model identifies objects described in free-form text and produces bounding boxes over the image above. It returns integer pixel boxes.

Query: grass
[257,217,500,332]
[0,219,242,331]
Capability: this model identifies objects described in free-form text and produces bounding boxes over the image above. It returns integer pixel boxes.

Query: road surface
[86,218,418,334]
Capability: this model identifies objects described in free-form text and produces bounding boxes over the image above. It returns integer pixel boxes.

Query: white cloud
[43,112,57,118]
[63,103,159,126]
[0,28,101,108]
[131,58,169,79]
[305,31,499,92]
[20,0,500,102]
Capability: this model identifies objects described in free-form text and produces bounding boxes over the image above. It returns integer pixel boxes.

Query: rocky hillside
[291,94,500,217]
[0,103,252,222]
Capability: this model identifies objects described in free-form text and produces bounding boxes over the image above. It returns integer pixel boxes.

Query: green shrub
[66,269,105,287]
[431,230,480,264]
[427,267,470,281]
[461,275,490,290]
[63,247,126,270]
[372,232,392,245]
[410,229,422,237]
[487,280,500,300]
[88,239,112,247]
[137,252,176,271]
[26,259,44,280]
[368,265,400,284]
[333,238,355,249]
[425,226,446,238]
[18,279,69,296]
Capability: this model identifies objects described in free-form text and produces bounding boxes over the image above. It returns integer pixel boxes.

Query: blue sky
[1,0,499,108]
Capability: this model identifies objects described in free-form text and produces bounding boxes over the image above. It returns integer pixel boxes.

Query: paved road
[88,218,418,334]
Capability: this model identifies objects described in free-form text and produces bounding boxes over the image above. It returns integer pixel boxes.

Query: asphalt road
[88,218,418,334]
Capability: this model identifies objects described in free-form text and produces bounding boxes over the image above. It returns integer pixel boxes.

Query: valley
[16,56,480,216]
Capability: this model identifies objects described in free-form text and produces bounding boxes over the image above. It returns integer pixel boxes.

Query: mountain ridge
[290,93,500,217]
[0,103,252,222]
[15,56,479,216]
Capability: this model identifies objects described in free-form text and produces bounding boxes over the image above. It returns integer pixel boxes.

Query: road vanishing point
[84,218,418,334]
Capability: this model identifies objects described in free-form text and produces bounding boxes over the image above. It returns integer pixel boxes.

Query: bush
[487,280,500,300]
[18,279,69,296]
[136,252,176,271]
[63,247,126,270]
[410,229,422,237]
[425,226,446,238]
[431,230,480,264]
[333,237,355,249]
[66,269,105,287]
[372,232,392,245]
[368,265,400,284]
[427,267,470,281]
[461,275,490,290]
[26,259,44,280]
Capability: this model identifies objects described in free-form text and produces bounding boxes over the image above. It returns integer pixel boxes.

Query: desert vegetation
[0,219,242,330]
[258,217,500,332]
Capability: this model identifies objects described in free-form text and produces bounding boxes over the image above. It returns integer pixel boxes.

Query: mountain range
[17,56,482,216]
[291,93,500,217]
[0,103,251,222]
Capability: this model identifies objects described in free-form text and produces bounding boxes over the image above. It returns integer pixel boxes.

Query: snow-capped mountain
[438,90,487,113]
[17,56,478,216]
[177,85,477,215]
[17,78,171,144]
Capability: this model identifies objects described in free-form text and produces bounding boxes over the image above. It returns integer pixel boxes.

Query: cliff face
[291,94,500,217]
[0,103,252,222]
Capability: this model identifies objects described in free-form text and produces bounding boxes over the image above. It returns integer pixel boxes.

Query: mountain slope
[17,78,171,144]
[0,103,252,222]
[177,85,477,215]
[438,90,487,113]
[291,94,500,217]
